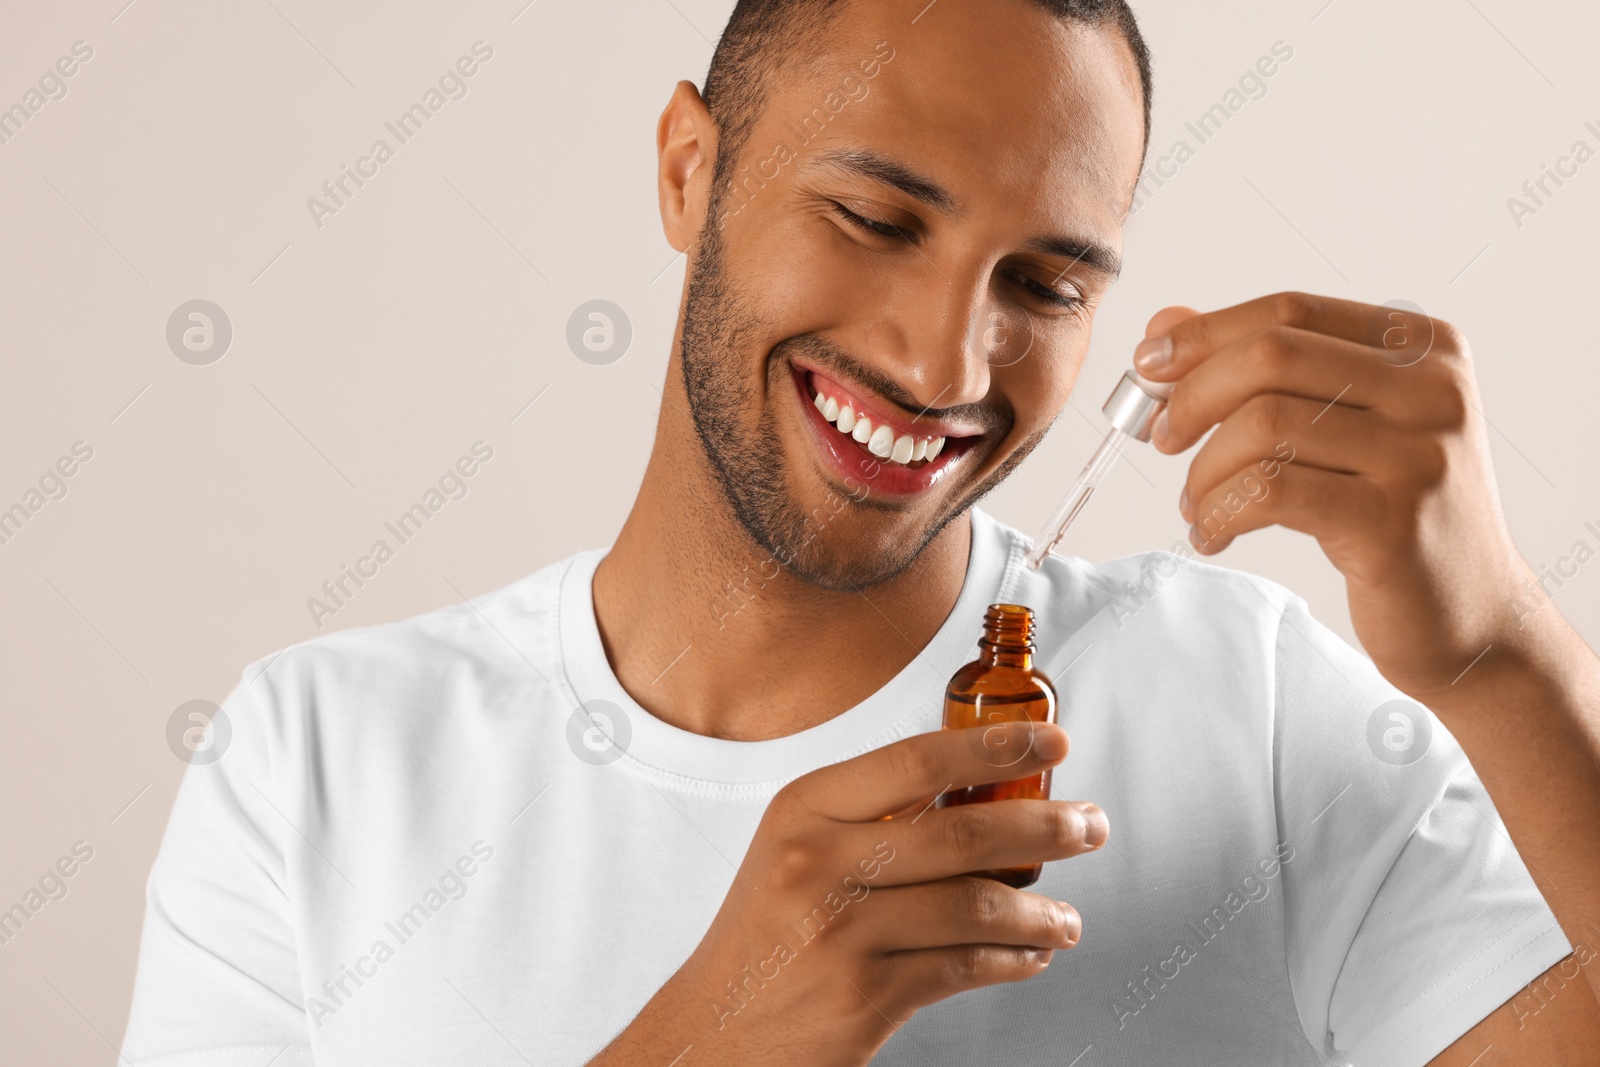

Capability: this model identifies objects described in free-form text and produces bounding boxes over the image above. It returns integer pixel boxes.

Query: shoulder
[224,550,588,751]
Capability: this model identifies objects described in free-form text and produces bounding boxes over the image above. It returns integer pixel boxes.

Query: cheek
[740,218,887,336]
[1001,326,1087,423]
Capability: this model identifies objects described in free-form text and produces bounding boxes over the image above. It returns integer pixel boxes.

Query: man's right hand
[587,720,1108,1066]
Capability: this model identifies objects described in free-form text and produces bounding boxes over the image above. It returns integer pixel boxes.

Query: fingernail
[1075,802,1109,848]
[1033,725,1067,761]
[1134,334,1172,371]
[1058,904,1082,946]
[1178,485,1189,519]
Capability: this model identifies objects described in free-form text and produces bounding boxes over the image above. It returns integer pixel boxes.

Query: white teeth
[811,385,951,467]
[867,424,895,458]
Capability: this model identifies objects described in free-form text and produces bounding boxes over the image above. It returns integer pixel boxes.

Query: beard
[677,197,1035,592]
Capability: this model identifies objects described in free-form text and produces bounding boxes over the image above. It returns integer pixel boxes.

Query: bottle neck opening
[978,603,1035,667]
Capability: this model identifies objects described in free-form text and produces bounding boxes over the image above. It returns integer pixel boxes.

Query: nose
[862,267,1003,412]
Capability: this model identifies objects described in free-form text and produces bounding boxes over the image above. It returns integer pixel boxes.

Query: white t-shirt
[122,507,1570,1067]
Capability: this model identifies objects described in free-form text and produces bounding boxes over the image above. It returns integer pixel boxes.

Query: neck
[591,350,971,742]
[981,645,1033,670]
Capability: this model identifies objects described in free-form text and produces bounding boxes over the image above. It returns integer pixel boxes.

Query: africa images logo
[1366,699,1432,767]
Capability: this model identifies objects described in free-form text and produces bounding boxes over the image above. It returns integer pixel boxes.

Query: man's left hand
[1130,291,1536,706]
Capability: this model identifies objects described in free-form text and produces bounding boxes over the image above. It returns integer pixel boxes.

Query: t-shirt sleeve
[121,664,316,1066]
[1267,591,1572,1067]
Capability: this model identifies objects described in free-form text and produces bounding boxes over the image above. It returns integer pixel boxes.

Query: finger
[1154,327,1391,453]
[1144,305,1202,339]
[1133,291,1402,382]
[877,944,1055,1010]
[1179,394,1397,517]
[795,721,1069,823]
[1184,462,1382,556]
[857,879,1080,953]
[861,797,1107,887]
[883,798,932,820]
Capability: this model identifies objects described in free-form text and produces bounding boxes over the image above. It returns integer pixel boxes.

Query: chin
[767,487,965,592]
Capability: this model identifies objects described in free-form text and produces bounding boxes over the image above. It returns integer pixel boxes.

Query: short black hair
[701,0,1153,188]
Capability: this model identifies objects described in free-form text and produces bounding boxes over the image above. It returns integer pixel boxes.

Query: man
[122,0,1600,1064]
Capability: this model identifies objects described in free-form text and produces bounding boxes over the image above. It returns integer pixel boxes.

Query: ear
[657,80,719,253]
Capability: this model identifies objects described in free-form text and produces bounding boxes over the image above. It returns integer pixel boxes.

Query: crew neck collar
[556,508,1023,796]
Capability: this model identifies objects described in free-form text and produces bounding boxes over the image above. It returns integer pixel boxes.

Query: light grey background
[1,0,1596,1061]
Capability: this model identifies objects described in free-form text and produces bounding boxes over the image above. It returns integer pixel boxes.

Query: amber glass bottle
[936,603,1058,888]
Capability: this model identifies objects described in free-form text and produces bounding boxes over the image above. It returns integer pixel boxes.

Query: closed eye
[830,200,1083,311]
[830,200,911,241]
[1007,269,1083,311]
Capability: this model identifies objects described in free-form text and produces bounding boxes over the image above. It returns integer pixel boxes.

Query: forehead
[759,0,1145,228]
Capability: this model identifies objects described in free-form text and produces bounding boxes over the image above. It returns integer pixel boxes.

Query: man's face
[678,0,1144,590]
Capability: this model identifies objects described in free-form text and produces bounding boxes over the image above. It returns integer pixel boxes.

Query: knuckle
[1172,315,1213,361]
[887,739,940,789]
[1419,435,1450,482]
[766,834,820,892]
[1402,436,1450,491]
[1272,290,1316,327]
[1253,325,1299,377]
[947,945,983,986]
[1243,393,1288,441]
[961,876,1003,928]
[1429,364,1474,430]
[1433,317,1469,361]
[942,807,987,861]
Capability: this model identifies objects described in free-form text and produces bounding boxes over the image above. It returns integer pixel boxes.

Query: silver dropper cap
[1101,369,1175,442]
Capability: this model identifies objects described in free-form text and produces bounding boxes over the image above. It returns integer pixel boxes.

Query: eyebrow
[1025,233,1123,281]
[813,147,957,213]
[810,146,1123,281]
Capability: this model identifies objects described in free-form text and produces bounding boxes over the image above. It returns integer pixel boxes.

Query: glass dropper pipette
[1022,368,1176,570]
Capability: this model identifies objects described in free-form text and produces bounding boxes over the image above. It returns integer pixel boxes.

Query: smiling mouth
[810,384,946,467]
[790,364,983,496]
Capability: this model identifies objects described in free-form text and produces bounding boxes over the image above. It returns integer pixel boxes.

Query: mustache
[774,334,1012,437]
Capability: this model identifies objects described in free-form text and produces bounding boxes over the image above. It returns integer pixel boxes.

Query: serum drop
[936,603,1058,888]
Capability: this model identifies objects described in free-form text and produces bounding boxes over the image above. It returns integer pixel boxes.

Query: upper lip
[794,361,987,441]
